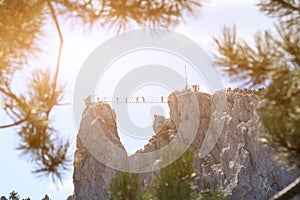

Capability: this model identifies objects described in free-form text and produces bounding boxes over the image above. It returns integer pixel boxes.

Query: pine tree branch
[278,0,300,13]
[0,118,27,129]
[0,86,31,129]
[258,0,300,18]
[4,107,22,122]
[0,87,23,107]
[46,0,63,116]
[270,176,300,200]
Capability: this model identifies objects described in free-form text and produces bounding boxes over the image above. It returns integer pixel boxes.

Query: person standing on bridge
[142,96,145,103]
[136,96,139,103]
[161,96,164,103]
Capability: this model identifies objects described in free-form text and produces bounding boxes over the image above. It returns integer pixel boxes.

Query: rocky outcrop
[191,90,300,199]
[73,103,127,200]
[73,89,300,199]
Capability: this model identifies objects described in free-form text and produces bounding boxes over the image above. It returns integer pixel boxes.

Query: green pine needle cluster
[109,148,228,200]
[214,0,300,169]
[0,0,204,181]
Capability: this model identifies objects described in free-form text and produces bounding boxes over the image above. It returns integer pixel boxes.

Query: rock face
[73,103,126,200]
[73,89,300,199]
[191,90,300,199]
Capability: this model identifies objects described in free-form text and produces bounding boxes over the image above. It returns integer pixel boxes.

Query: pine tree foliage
[214,0,300,168]
[257,0,300,25]
[53,0,203,32]
[214,25,282,87]
[41,194,50,200]
[109,172,146,200]
[0,0,69,181]
[259,68,300,169]
[0,190,49,200]
[213,23,299,87]
[8,191,19,200]
[151,148,198,200]
[214,0,299,87]
[0,0,45,77]
[109,149,228,199]
[0,0,203,180]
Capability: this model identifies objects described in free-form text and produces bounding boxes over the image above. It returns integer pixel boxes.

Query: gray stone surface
[73,103,126,200]
[72,89,300,200]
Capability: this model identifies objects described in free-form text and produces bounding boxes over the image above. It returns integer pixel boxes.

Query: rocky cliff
[73,89,300,200]
[73,103,127,199]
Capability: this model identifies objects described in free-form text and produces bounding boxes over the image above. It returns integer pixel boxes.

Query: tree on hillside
[0,0,203,180]
[41,194,50,200]
[1,191,31,200]
[8,191,19,200]
[213,0,300,198]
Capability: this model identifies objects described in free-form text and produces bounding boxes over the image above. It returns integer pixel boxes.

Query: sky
[0,0,276,199]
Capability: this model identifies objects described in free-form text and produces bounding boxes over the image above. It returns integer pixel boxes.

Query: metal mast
[185,65,188,90]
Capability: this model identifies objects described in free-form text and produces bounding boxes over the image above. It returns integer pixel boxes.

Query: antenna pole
[185,65,188,90]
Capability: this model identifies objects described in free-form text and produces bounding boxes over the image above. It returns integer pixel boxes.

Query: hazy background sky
[0,1,275,199]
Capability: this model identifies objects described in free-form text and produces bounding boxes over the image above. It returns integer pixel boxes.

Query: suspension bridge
[85,85,201,106]
[84,66,201,105]
[87,96,168,104]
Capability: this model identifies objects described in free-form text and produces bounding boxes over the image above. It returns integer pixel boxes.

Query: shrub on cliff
[151,148,199,200]
[109,148,228,199]
[109,172,148,200]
